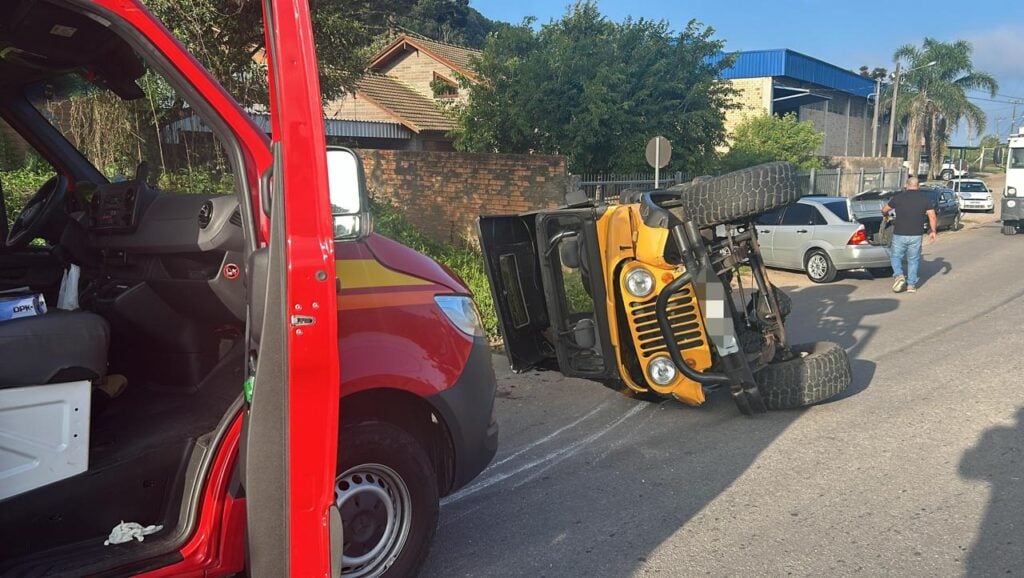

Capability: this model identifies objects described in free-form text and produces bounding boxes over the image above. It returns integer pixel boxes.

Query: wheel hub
[808,255,827,279]
[336,464,412,577]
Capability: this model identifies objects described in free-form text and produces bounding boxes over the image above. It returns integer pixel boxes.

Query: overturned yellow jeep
[478,162,851,414]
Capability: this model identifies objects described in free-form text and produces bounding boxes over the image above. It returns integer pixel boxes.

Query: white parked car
[946,178,994,213]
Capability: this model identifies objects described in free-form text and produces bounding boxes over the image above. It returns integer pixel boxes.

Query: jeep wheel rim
[807,254,828,279]
[336,463,412,577]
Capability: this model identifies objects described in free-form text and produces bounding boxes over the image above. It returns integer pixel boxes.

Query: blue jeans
[890,234,923,287]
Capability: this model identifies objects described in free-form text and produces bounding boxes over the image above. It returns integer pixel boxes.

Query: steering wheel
[6,174,68,249]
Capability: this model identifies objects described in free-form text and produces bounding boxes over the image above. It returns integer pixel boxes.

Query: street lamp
[885,60,937,158]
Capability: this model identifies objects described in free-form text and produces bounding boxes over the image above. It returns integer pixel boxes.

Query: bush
[369,195,499,341]
[721,113,824,172]
[2,166,53,228]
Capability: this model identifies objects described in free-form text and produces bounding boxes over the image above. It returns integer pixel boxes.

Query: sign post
[645,136,672,188]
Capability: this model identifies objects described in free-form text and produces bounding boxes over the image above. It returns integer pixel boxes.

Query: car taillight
[847,228,869,246]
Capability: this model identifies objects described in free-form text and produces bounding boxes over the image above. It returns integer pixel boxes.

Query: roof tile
[356,74,454,133]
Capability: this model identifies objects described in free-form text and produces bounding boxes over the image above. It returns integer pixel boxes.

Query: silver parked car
[755,197,891,283]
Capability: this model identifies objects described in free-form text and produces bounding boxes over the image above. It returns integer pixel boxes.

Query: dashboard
[88,180,143,233]
[82,181,248,322]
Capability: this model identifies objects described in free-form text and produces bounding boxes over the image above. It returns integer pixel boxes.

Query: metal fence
[576,166,908,202]
[574,171,690,202]
[795,166,908,197]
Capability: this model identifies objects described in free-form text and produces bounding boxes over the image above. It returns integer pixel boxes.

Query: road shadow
[960,407,1024,574]
[424,380,806,577]
[917,256,952,287]
[423,280,893,577]
[778,282,895,403]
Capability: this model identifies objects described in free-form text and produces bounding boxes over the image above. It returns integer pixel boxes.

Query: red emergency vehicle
[0,1,498,576]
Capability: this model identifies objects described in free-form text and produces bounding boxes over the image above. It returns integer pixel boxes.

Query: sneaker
[892,276,906,293]
[907,285,917,293]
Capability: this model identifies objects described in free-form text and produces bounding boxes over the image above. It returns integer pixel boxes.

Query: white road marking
[443,403,647,505]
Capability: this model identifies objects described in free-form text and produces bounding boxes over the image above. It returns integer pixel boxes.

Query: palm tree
[883,39,997,179]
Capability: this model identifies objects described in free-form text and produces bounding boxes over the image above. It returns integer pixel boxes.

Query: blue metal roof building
[719,49,876,98]
[715,49,885,157]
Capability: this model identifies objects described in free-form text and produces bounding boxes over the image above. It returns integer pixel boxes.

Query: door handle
[759,229,771,234]
[796,229,809,233]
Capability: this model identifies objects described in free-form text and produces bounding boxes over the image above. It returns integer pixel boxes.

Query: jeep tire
[1003,221,1018,236]
[756,341,852,410]
[668,162,801,228]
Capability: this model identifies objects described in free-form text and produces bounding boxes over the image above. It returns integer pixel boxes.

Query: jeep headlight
[625,268,655,297]
[1007,187,1018,198]
[647,356,678,386]
[1008,200,1017,208]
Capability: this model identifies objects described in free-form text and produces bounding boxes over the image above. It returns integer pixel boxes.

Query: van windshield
[26,71,235,194]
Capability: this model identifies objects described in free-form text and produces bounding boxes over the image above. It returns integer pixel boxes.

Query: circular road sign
[645,136,672,169]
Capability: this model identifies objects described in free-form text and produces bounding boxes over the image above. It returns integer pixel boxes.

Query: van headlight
[435,295,485,337]
[647,356,678,386]
[625,268,655,297]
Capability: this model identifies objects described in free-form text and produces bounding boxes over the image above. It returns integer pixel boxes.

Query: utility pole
[886,62,901,158]
[1010,101,1019,140]
[871,77,881,157]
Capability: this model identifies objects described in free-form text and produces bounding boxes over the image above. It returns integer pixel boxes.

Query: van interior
[0,1,252,573]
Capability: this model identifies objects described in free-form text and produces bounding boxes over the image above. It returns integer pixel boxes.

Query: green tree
[451,2,735,174]
[397,0,502,48]
[883,38,997,179]
[980,134,1001,149]
[720,113,824,171]
[147,0,413,109]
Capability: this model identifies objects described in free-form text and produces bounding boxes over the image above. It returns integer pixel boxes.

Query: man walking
[882,175,936,293]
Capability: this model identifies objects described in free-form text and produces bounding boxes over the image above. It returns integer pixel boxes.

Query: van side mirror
[326,147,372,241]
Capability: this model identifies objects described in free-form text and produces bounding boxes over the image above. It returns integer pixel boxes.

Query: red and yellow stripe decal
[336,259,441,311]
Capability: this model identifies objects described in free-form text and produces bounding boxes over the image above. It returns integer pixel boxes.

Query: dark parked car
[920,185,963,231]
[851,187,961,236]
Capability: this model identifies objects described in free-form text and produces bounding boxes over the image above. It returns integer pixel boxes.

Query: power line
[966,95,1023,104]
[969,89,1024,101]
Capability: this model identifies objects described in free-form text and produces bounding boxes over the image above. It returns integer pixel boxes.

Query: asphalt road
[422,212,1024,577]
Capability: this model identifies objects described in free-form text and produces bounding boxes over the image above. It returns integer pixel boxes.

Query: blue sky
[471,0,1024,146]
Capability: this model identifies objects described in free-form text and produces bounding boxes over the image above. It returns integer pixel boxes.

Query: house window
[431,72,458,100]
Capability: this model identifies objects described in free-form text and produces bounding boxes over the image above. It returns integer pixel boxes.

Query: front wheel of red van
[337,421,439,578]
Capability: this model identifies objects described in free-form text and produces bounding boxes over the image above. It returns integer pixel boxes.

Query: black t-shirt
[888,190,931,236]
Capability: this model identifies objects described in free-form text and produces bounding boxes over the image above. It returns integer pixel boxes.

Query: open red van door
[243,1,343,575]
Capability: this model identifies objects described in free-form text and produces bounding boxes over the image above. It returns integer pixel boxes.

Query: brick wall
[721,77,773,148]
[358,149,570,244]
[799,95,875,157]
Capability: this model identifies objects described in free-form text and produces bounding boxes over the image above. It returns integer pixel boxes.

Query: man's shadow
[917,256,952,287]
[960,407,1024,574]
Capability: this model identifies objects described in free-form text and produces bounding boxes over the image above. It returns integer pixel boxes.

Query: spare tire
[668,162,801,227]
[755,341,851,410]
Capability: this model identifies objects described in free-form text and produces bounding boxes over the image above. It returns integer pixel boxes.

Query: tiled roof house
[325,34,482,151]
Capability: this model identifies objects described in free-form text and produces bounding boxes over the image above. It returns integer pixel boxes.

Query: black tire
[756,341,852,410]
[1003,222,1019,236]
[667,162,800,227]
[950,212,962,231]
[748,286,792,324]
[868,267,893,278]
[804,249,837,283]
[337,421,439,578]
